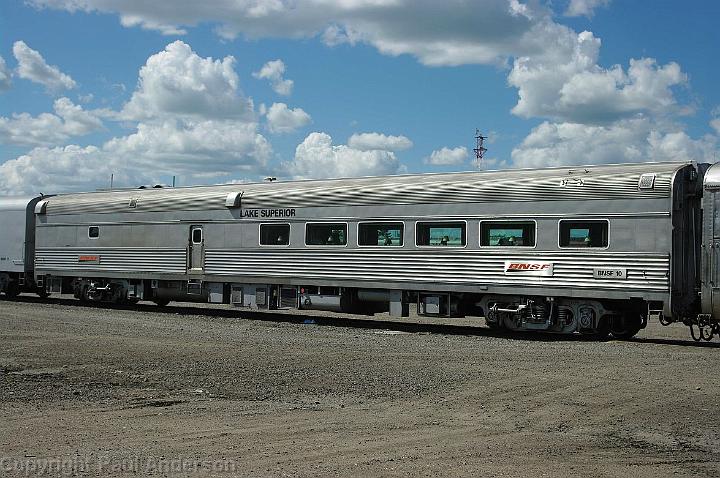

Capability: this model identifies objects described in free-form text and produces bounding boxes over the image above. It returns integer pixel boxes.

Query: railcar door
[713,236,720,315]
[711,193,720,317]
[188,225,204,272]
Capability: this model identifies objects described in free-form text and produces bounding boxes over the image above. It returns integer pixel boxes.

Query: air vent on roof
[225,191,243,208]
[34,199,49,215]
[638,173,656,190]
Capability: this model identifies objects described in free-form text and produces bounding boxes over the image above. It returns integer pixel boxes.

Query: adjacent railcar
[0,196,46,298]
[31,161,710,338]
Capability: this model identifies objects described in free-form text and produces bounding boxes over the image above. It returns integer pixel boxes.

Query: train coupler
[685,315,720,342]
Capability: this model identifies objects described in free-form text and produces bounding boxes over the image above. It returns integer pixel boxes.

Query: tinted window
[88,226,99,238]
[260,224,290,246]
[481,222,535,247]
[560,221,608,248]
[192,228,203,244]
[306,223,347,246]
[358,222,404,246]
[416,222,466,247]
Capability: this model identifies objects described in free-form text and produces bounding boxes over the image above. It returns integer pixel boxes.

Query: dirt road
[1,297,719,477]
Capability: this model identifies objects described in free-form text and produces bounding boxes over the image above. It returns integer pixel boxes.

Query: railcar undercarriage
[53,276,666,340]
[477,295,647,339]
[0,272,45,299]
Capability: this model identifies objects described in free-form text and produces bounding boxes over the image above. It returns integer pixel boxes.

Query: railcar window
[358,222,404,246]
[192,228,203,244]
[559,220,608,248]
[306,223,347,246]
[88,226,99,239]
[260,223,290,246]
[480,222,535,247]
[416,222,466,247]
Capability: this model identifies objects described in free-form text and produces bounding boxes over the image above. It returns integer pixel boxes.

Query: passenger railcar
[0,196,46,298]
[4,160,719,339]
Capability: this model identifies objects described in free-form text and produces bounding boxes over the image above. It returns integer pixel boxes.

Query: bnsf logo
[507,263,551,271]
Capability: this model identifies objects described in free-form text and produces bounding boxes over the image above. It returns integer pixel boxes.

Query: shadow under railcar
[7,295,719,348]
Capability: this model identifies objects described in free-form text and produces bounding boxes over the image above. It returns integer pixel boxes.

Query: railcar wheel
[610,314,642,340]
[78,285,90,303]
[4,282,20,299]
[153,298,170,307]
[591,315,611,340]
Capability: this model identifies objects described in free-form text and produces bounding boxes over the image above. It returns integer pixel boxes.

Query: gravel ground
[0,295,719,477]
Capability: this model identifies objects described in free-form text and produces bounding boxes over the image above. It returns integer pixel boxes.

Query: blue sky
[0,0,718,193]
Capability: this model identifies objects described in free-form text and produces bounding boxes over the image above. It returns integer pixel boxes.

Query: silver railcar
[0,195,46,297]
[29,160,717,339]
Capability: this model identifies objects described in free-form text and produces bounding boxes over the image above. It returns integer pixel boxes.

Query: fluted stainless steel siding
[35,248,187,274]
[204,249,669,293]
[0,196,40,274]
[41,162,687,215]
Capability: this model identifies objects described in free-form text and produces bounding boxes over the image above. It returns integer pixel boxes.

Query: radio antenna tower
[473,129,488,168]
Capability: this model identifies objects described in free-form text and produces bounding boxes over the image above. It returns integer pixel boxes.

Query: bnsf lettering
[507,263,551,270]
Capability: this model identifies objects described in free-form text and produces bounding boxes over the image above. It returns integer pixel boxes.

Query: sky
[0,0,718,194]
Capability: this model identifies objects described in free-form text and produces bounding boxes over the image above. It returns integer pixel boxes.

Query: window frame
[88,225,100,239]
[558,219,610,249]
[259,222,291,247]
[191,227,203,245]
[304,222,349,247]
[414,220,468,249]
[357,221,405,248]
[479,219,537,249]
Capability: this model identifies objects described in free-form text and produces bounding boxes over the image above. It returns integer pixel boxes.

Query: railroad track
[5,295,719,348]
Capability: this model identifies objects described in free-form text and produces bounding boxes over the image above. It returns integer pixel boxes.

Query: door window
[192,228,203,244]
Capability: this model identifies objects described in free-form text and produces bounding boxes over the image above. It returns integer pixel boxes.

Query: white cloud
[264,102,311,133]
[120,40,253,121]
[253,59,293,96]
[565,0,610,17]
[14,2,716,175]
[20,0,689,130]
[511,119,718,169]
[287,132,400,179]
[119,14,187,35]
[0,55,11,91]
[0,97,103,147]
[0,119,272,195]
[711,118,720,136]
[508,31,687,124]
[12,40,77,92]
[503,19,710,168]
[0,41,273,194]
[646,130,718,163]
[348,132,412,151]
[103,119,271,177]
[0,145,110,195]
[424,146,469,165]
[28,0,569,67]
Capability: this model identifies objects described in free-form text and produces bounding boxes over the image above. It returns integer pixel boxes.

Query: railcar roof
[0,195,42,212]
[39,160,698,215]
[704,161,720,190]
